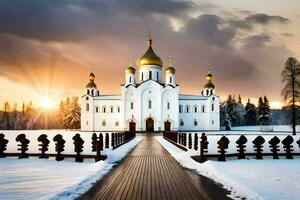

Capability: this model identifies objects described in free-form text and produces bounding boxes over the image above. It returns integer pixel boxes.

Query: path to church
[80,135,230,200]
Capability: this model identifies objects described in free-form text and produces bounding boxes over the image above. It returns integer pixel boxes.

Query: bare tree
[281,57,300,135]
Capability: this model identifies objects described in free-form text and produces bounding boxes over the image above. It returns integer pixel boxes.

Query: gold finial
[147,29,152,46]
[168,56,172,67]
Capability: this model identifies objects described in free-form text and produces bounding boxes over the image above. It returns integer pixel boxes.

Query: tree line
[221,95,272,130]
[0,96,80,130]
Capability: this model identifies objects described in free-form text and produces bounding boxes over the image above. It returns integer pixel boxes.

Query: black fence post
[37,134,50,159]
[53,134,65,161]
[111,133,115,148]
[268,136,280,159]
[188,133,192,149]
[73,134,84,162]
[236,135,247,159]
[194,133,198,151]
[16,134,30,159]
[217,136,229,161]
[252,136,265,159]
[282,135,294,159]
[91,133,97,152]
[0,134,8,158]
[105,133,109,148]
[200,133,209,161]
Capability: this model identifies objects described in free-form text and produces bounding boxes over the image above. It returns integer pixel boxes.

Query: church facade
[81,35,220,132]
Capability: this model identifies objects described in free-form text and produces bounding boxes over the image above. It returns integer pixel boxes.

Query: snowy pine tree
[257,96,272,126]
[64,96,80,130]
[244,99,257,125]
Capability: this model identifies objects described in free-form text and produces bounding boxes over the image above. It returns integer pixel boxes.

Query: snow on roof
[179,94,207,100]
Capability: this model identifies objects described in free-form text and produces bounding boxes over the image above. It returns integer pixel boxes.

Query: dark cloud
[183,14,236,47]
[0,0,294,102]
[245,13,289,25]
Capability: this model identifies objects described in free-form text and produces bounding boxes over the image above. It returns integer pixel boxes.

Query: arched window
[149,71,152,79]
[117,106,120,113]
[194,119,198,126]
[95,106,99,113]
[148,100,152,109]
[201,105,205,113]
[91,89,94,96]
[87,89,90,95]
[212,120,214,125]
[212,97,215,101]
[185,105,190,113]
[193,105,198,113]
[167,102,170,110]
[212,104,214,111]
[210,89,213,95]
[169,77,172,83]
[179,105,183,113]
[86,103,89,111]
[115,121,119,126]
[130,102,134,110]
[97,91,100,96]
[157,72,159,80]
[86,96,89,100]
[129,76,132,83]
[102,120,106,126]
[109,106,114,113]
[180,119,184,126]
[102,106,106,113]
[206,89,209,96]
[141,72,144,81]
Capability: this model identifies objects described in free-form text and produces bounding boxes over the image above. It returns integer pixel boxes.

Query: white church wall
[81,95,94,131]
[161,87,179,130]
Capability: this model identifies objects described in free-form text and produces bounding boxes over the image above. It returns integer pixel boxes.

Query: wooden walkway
[80,135,229,200]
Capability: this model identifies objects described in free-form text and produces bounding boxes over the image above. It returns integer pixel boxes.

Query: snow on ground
[157,136,300,200]
[0,136,142,200]
[230,125,300,132]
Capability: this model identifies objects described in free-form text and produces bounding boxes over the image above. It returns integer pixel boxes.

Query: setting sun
[40,97,54,109]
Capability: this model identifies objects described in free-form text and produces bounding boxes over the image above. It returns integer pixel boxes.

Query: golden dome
[204,71,214,88]
[89,72,95,81]
[137,36,163,67]
[165,67,175,74]
[206,72,213,81]
[126,67,136,74]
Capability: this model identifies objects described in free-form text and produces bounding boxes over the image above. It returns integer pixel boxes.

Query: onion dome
[126,66,136,74]
[89,72,95,81]
[204,71,215,88]
[137,34,163,67]
[165,67,175,74]
[86,72,97,88]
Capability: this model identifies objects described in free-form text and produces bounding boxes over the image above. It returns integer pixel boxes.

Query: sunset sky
[0,0,300,109]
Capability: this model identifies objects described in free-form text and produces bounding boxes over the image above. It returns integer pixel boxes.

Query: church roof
[136,34,162,67]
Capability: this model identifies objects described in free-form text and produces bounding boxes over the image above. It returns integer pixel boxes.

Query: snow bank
[157,136,300,200]
[0,136,142,200]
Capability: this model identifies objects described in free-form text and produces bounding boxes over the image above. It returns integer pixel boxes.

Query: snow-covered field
[157,136,300,200]
[0,136,142,200]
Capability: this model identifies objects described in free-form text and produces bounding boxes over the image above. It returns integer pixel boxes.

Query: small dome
[126,67,136,74]
[165,67,175,74]
[86,81,97,88]
[137,36,163,67]
[89,72,95,81]
[206,72,213,81]
[204,82,215,89]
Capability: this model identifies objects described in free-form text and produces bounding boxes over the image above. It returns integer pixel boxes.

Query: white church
[81,34,220,132]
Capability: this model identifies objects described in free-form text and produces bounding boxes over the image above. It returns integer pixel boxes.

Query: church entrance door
[146,118,154,132]
[164,121,171,131]
[129,122,136,132]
